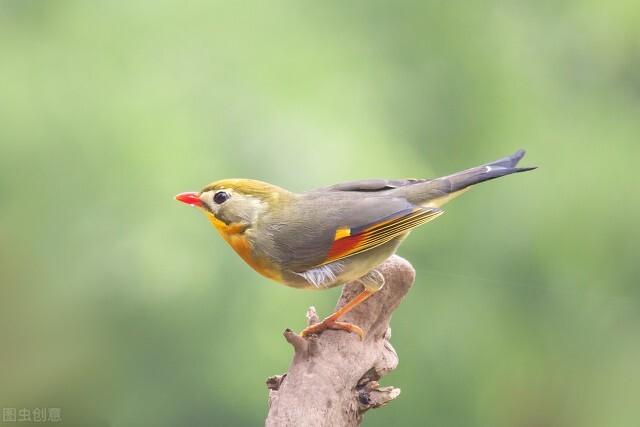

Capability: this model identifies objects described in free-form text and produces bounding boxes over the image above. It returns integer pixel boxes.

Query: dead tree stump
[265,255,415,427]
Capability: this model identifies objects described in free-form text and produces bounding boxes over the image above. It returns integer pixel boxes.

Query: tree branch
[265,255,416,427]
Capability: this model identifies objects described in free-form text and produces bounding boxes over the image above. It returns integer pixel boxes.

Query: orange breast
[206,214,282,282]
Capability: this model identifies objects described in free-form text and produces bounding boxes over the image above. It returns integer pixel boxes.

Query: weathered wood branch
[265,255,415,427]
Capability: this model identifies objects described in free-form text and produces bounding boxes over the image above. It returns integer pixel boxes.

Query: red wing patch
[322,207,443,264]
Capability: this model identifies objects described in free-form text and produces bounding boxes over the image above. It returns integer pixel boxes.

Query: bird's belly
[281,234,408,290]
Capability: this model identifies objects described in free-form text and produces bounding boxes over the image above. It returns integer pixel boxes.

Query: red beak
[175,192,203,207]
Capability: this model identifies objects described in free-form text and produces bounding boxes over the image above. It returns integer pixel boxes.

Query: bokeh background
[1,1,639,426]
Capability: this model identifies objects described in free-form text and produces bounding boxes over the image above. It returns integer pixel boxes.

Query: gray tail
[400,149,536,205]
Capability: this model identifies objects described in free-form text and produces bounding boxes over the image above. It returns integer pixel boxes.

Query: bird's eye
[213,191,230,204]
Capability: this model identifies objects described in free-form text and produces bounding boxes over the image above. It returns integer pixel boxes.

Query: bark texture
[265,255,415,427]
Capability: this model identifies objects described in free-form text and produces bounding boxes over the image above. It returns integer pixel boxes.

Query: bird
[175,149,535,338]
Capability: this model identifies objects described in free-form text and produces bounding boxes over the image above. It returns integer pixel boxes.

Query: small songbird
[176,150,535,338]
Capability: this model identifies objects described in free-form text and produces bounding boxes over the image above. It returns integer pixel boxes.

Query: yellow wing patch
[323,207,444,264]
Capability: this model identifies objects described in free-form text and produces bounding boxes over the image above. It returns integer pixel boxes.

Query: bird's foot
[300,319,365,340]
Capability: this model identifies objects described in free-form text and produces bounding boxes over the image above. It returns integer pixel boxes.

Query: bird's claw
[300,319,365,340]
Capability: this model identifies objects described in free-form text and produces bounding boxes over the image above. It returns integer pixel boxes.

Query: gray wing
[312,178,429,193]
[259,192,416,272]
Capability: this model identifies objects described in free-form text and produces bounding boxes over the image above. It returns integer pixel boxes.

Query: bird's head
[175,179,290,233]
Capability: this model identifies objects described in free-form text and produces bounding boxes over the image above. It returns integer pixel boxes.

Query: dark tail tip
[515,166,538,173]
[487,149,536,170]
[512,149,526,163]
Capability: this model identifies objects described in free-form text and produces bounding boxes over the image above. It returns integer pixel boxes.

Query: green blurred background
[1,1,639,426]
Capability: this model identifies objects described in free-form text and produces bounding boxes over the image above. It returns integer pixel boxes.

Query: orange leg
[300,289,373,339]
